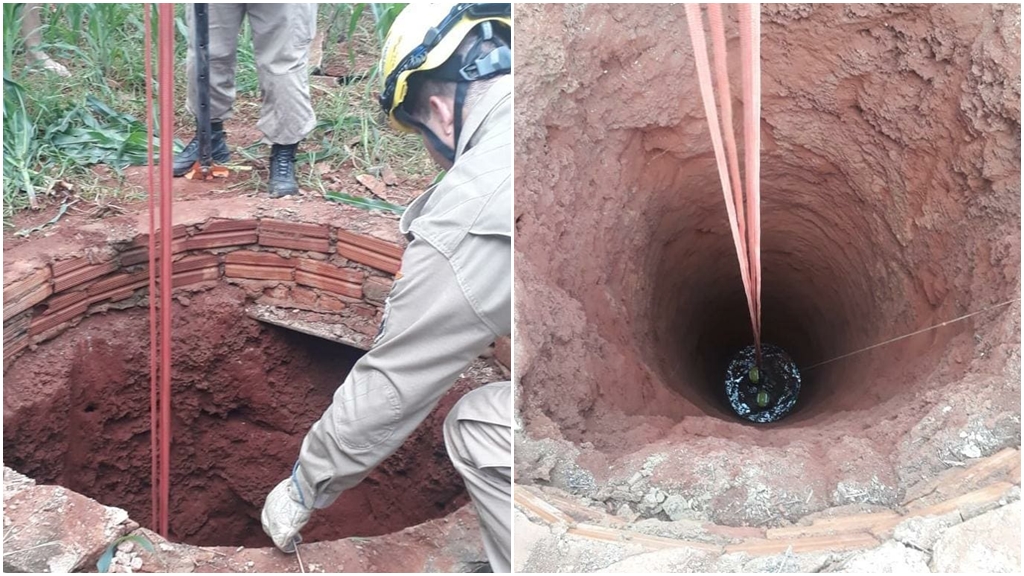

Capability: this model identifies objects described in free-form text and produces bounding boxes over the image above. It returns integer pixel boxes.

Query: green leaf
[325,191,405,214]
[348,4,367,40]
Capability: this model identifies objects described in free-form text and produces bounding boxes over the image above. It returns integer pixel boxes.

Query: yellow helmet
[378,3,511,135]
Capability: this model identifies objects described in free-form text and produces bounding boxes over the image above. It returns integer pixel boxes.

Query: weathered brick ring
[4,214,404,365]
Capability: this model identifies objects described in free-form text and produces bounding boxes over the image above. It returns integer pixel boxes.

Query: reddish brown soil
[3,283,473,547]
[513,4,1020,525]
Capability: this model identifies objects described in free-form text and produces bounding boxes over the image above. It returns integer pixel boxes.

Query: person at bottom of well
[259,3,513,572]
[173,3,317,198]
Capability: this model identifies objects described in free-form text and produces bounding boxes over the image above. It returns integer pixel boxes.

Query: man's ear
[428,95,455,136]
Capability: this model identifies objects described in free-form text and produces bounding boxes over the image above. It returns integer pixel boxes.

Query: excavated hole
[515,2,1019,493]
[3,284,469,547]
[547,155,951,445]
[648,165,882,425]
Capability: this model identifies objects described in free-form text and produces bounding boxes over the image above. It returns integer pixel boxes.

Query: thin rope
[802,299,1019,371]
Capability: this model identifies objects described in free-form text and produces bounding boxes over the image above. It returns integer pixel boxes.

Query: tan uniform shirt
[294,76,512,507]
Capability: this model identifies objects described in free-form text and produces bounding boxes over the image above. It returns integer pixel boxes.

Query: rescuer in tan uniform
[174,3,318,197]
[261,4,512,571]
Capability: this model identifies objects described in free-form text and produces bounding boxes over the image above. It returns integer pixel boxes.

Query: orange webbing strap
[739,4,762,358]
[706,5,746,248]
[685,3,763,360]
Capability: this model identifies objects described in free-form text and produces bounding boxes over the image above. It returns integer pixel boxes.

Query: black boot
[172,121,230,177]
[268,143,299,197]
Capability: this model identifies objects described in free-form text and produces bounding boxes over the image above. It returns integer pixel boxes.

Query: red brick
[260,219,329,238]
[51,257,90,278]
[317,295,347,312]
[225,251,292,267]
[30,301,88,336]
[289,285,319,307]
[3,282,53,322]
[119,247,151,267]
[199,219,259,234]
[259,232,330,253]
[294,271,362,299]
[256,295,319,313]
[351,303,379,319]
[53,262,120,292]
[173,254,221,273]
[3,335,28,360]
[87,286,138,306]
[172,267,220,288]
[4,267,52,304]
[185,230,258,251]
[229,279,288,298]
[224,264,293,282]
[296,259,364,284]
[130,234,187,254]
[362,276,393,304]
[335,230,404,260]
[40,290,90,314]
[3,314,29,346]
[336,243,402,274]
[86,271,150,297]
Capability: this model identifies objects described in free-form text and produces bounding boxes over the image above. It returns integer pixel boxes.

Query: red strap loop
[685,3,763,361]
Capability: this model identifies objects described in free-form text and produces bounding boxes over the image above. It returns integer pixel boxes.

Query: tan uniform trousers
[444,382,512,573]
[185,3,317,145]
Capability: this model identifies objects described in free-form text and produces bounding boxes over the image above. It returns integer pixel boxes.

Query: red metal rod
[157,2,175,538]
[143,2,159,534]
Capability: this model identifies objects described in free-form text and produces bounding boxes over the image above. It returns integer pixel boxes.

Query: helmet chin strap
[450,21,507,154]
[395,22,511,166]
[394,107,456,165]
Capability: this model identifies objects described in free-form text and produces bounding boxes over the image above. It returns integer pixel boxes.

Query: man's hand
[261,470,313,553]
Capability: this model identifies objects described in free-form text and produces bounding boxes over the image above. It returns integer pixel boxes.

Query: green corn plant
[349,3,406,43]
[3,76,42,212]
[44,95,166,169]
[3,4,25,78]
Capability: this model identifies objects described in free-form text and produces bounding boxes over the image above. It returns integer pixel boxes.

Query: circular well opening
[3,283,470,547]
